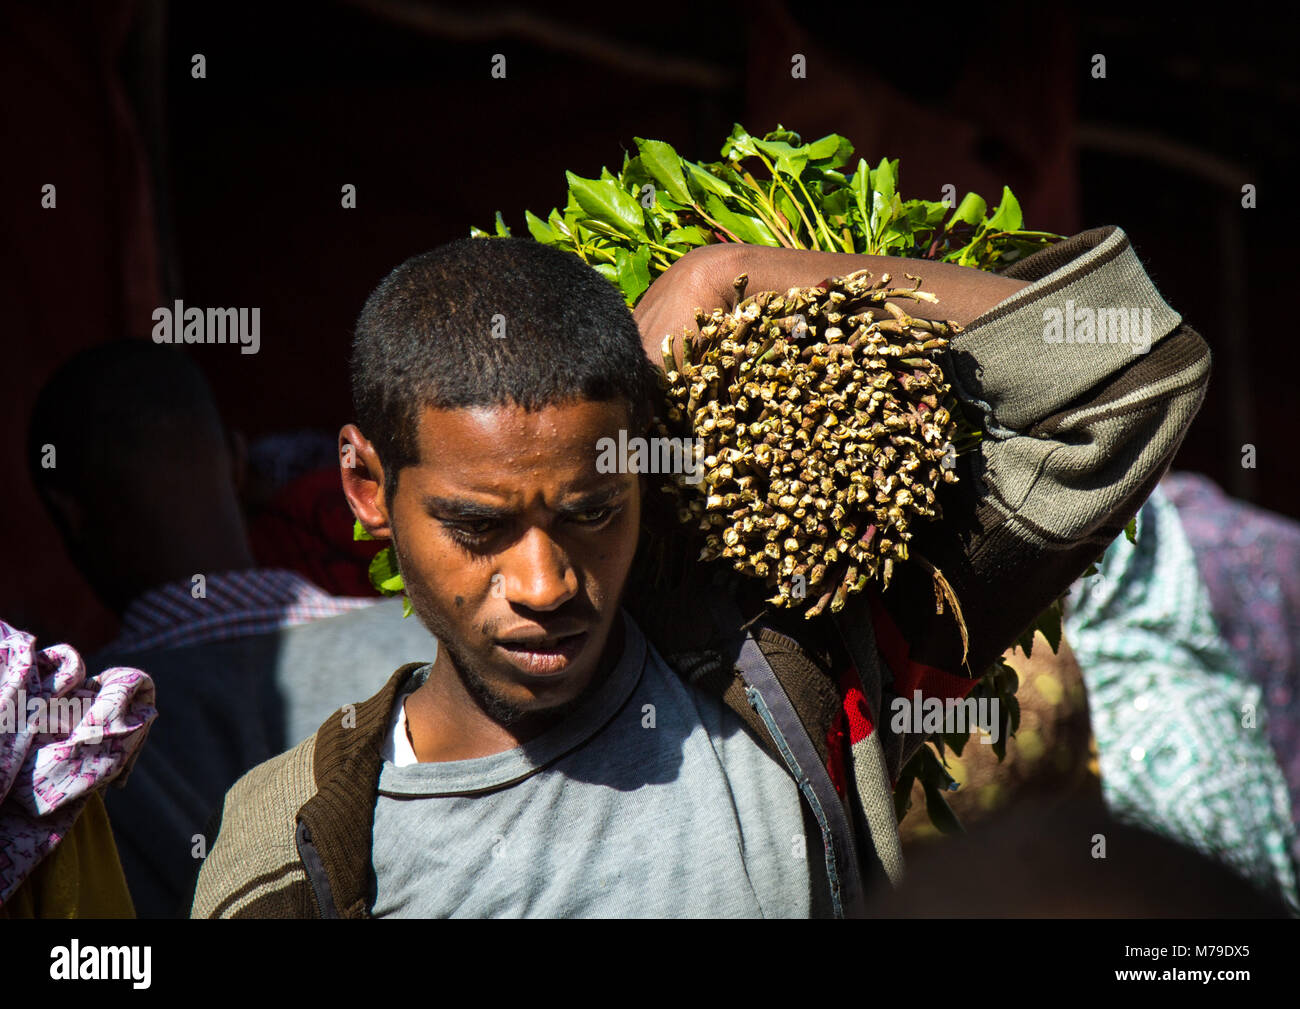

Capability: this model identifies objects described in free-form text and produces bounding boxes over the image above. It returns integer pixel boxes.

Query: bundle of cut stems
[656,268,967,619]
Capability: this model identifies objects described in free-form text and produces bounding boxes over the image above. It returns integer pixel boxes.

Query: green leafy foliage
[354,519,413,617]
[475,124,1062,307]
[918,746,965,836]
[368,548,405,594]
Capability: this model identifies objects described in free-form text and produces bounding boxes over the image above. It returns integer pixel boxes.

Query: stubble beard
[438,631,529,726]
[399,566,590,730]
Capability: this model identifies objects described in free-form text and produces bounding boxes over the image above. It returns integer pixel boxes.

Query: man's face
[385,399,641,723]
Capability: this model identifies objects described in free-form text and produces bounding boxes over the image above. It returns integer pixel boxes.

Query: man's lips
[494,630,590,677]
[495,624,589,649]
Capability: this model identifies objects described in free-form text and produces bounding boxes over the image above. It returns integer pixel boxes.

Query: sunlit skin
[340,399,642,762]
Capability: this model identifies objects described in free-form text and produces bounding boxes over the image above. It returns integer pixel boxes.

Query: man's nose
[499,527,578,611]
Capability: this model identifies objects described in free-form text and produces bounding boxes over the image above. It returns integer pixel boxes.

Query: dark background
[4,1,1297,651]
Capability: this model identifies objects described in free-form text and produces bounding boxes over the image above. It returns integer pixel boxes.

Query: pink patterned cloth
[0,619,156,905]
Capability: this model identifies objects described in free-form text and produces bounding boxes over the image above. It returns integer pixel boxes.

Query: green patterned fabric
[1064,485,1299,914]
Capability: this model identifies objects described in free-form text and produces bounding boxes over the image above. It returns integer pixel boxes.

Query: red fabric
[825,589,976,797]
[247,468,385,598]
[839,664,875,744]
[868,589,978,701]
[826,662,875,799]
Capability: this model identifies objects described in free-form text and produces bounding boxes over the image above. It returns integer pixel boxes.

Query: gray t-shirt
[370,611,817,918]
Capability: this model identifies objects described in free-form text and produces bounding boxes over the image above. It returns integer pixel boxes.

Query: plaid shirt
[107,569,377,654]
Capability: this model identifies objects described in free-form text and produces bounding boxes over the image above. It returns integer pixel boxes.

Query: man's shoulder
[190,735,319,918]
[231,733,320,818]
[191,662,423,917]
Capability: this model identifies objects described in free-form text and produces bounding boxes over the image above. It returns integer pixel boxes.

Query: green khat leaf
[918,746,964,835]
[1016,625,1036,660]
[636,138,692,204]
[683,159,737,202]
[368,546,405,595]
[703,193,780,246]
[804,132,855,170]
[565,172,646,239]
[524,209,558,244]
[947,192,987,229]
[1038,599,1064,654]
[985,186,1024,233]
[614,245,652,305]
[722,123,760,160]
[664,225,710,247]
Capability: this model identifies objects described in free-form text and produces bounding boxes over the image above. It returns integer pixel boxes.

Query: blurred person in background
[893,481,1300,915]
[26,340,438,917]
[1063,479,1299,913]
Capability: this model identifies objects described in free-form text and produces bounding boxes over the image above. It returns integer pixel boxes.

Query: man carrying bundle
[192,228,1209,917]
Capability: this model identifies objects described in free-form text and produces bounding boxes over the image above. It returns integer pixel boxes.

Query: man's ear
[339,424,393,539]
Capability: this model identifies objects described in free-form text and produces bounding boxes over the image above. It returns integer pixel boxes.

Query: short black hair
[351,237,658,490]
[27,340,226,500]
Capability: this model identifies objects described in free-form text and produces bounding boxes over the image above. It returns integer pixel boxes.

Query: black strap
[709,595,866,918]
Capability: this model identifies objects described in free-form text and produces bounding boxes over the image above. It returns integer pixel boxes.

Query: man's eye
[444,520,498,542]
[569,506,617,525]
